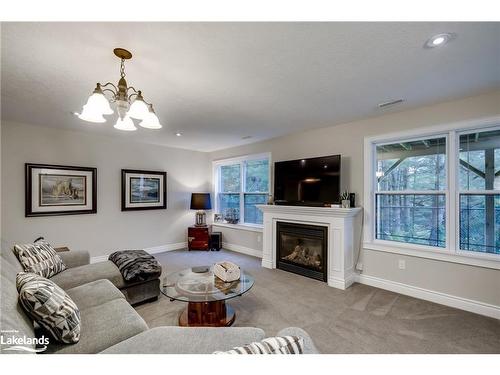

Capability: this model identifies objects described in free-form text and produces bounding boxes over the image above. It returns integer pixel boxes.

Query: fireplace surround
[257,204,362,290]
[277,221,327,281]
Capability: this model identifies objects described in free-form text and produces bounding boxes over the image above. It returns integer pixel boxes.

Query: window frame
[455,126,500,258]
[374,133,449,250]
[213,152,271,227]
[364,116,500,270]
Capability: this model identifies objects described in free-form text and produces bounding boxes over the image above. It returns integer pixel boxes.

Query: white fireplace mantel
[257,204,362,290]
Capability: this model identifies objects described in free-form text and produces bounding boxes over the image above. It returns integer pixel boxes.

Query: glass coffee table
[161,266,254,327]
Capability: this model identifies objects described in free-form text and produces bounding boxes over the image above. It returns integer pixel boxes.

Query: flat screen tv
[274,155,341,206]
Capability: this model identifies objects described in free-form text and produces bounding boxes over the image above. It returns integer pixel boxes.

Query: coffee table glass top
[161,266,254,303]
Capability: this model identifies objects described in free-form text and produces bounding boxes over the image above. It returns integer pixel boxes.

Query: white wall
[1,121,211,259]
[210,90,500,309]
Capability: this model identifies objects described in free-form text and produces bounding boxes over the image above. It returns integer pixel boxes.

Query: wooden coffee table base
[179,300,235,327]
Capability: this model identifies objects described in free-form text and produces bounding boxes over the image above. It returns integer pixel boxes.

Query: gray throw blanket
[108,250,161,282]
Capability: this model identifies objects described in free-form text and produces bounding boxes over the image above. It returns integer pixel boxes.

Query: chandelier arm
[101,82,118,92]
[127,92,138,102]
[102,88,117,97]
[126,86,139,94]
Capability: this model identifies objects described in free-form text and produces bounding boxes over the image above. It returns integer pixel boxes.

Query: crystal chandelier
[78,48,162,131]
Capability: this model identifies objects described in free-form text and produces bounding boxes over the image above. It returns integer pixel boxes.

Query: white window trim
[363,115,500,270]
[211,222,263,233]
[212,152,271,227]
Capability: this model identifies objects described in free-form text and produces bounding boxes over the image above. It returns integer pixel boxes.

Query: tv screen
[274,155,341,206]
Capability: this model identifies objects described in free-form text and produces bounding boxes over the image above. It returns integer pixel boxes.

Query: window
[365,119,500,264]
[214,154,270,225]
[375,137,447,248]
[459,129,500,255]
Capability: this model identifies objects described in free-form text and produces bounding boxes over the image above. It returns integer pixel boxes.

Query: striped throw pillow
[13,240,66,278]
[16,272,81,344]
[214,336,304,354]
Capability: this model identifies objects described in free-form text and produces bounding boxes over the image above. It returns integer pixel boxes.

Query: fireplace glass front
[276,221,327,281]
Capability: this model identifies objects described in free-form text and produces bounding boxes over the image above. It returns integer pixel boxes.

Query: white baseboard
[328,274,356,290]
[222,242,262,259]
[354,273,500,320]
[261,258,273,269]
[90,242,187,263]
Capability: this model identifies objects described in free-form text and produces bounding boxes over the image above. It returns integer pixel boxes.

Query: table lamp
[190,193,212,227]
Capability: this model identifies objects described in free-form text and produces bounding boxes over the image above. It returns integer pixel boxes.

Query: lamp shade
[127,93,149,120]
[113,116,137,131]
[139,104,162,129]
[78,104,106,123]
[190,193,212,210]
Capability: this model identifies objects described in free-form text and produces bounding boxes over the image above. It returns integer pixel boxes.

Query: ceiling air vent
[378,99,405,109]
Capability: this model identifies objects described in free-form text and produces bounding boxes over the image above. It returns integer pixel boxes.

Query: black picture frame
[25,163,97,217]
[121,169,167,211]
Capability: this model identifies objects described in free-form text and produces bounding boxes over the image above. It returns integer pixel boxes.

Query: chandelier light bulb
[127,91,149,120]
[113,116,137,131]
[139,104,162,129]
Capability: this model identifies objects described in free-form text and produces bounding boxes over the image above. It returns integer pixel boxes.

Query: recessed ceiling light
[425,33,456,49]
[432,36,445,46]
[71,111,79,116]
[175,132,182,137]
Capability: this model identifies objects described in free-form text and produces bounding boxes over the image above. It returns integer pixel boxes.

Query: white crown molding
[90,242,187,263]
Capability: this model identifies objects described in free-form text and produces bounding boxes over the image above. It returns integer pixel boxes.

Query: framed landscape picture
[25,163,97,217]
[121,169,167,211]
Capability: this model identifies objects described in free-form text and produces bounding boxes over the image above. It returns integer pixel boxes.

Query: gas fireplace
[276,221,327,281]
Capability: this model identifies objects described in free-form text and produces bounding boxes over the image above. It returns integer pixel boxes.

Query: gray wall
[210,90,500,307]
[1,121,211,258]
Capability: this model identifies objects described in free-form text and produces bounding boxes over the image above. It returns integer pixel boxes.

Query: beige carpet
[135,249,500,353]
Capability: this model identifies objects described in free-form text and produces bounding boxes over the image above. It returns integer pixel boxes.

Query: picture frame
[121,169,167,211]
[214,213,223,223]
[25,163,97,217]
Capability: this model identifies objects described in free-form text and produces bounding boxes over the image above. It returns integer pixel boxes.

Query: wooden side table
[188,226,210,251]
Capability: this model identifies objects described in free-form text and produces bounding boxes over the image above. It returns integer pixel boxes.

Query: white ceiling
[2,22,499,152]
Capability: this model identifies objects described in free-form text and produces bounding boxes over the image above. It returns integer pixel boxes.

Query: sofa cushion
[0,273,37,353]
[57,250,90,269]
[214,335,304,354]
[44,298,148,354]
[50,261,125,290]
[1,247,37,353]
[276,327,319,354]
[100,326,266,354]
[65,279,125,310]
[13,240,66,278]
[16,272,81,344]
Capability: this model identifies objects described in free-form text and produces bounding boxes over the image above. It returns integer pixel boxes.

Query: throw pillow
[13,239,66,278]
[16,272,81,344]
[214,335,304,354]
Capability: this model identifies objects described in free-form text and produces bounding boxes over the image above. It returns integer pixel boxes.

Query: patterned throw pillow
[214,336,304,354]
[16,272,81,344]
[13,239,66,278]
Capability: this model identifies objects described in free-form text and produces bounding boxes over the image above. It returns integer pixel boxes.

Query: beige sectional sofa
[0,246,318,354]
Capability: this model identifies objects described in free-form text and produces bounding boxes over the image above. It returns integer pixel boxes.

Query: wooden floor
[134,249,500,354]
